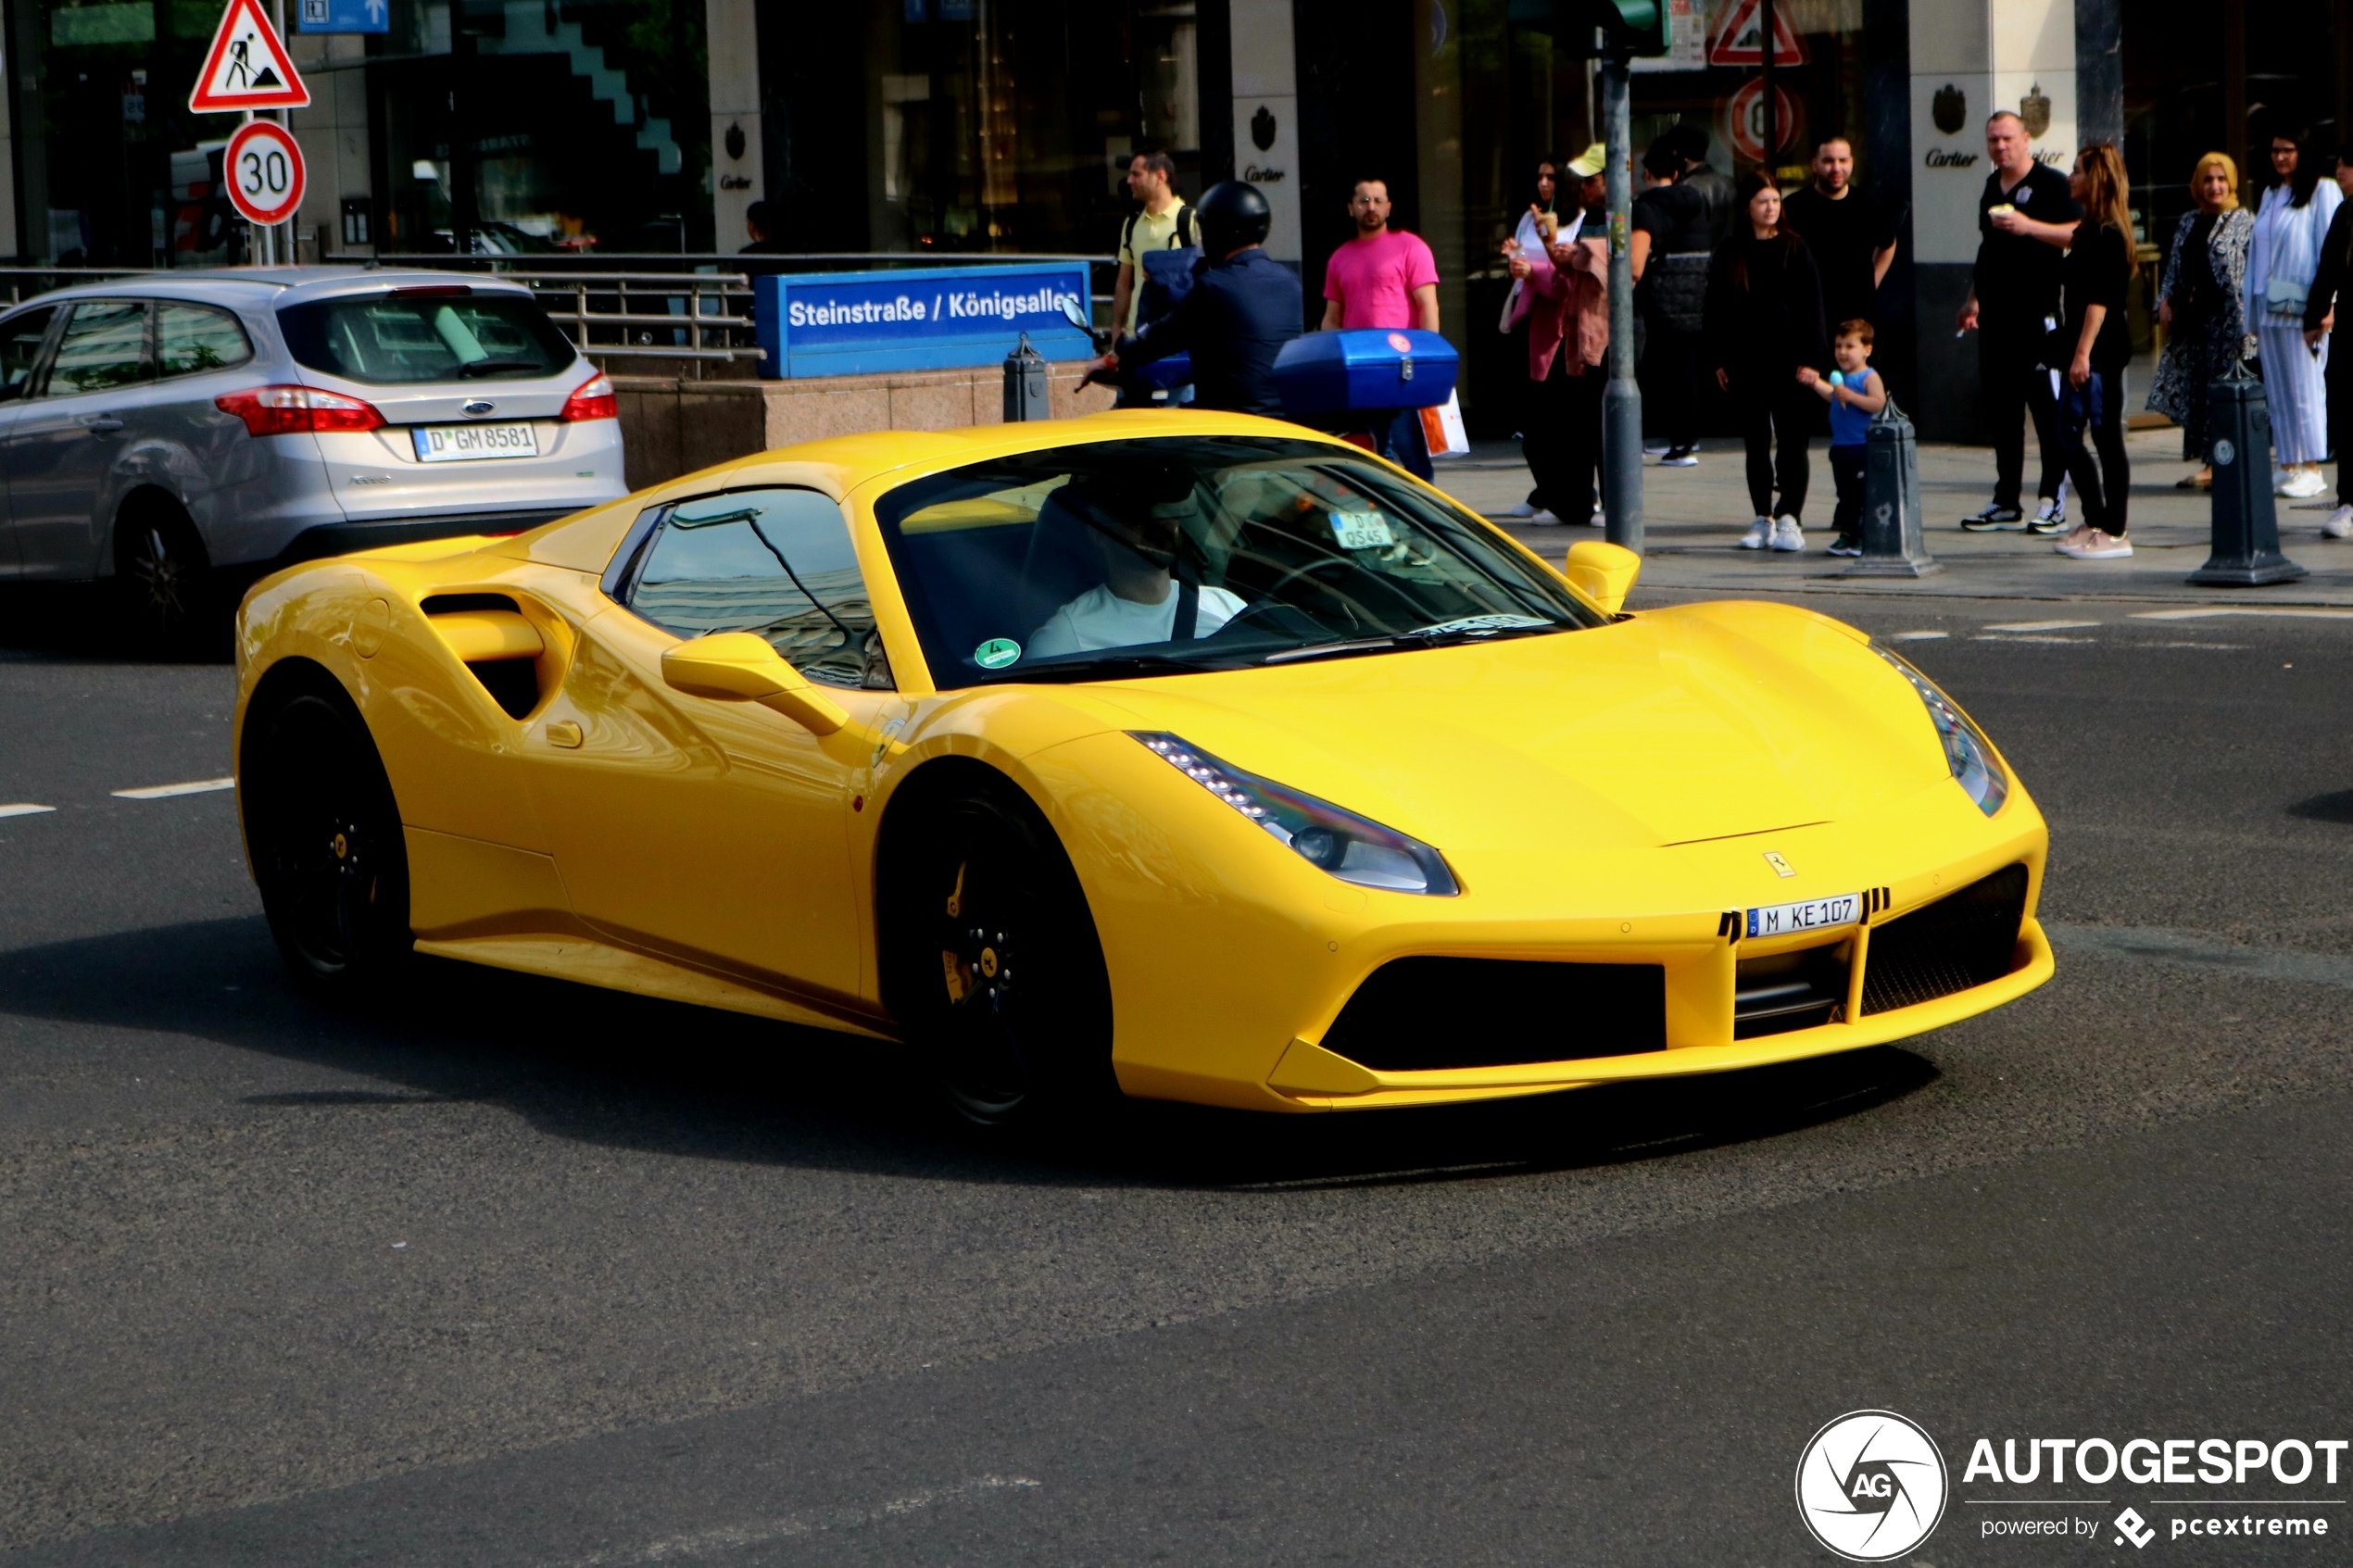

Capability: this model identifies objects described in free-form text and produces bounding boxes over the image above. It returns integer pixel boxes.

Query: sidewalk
[1433,429,2353,608]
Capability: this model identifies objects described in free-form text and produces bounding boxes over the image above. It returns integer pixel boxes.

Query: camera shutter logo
[1795,1410,1949,1562]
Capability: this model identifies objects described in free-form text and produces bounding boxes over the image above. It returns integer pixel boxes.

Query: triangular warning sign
[1708,0,1808,66]
[189,0,309,112]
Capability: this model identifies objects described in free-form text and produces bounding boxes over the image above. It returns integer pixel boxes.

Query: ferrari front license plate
[1746,893,1861,938]
[411,422,540,462]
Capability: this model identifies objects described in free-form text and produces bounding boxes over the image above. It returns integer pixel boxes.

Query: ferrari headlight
[1872,646,2009,817]
[1131,732,1461,896]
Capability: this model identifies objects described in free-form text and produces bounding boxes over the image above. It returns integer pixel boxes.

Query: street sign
[189,0,310,111]
[1724,78,1801,164]
[1708,0,1807,66]
[296,0,388,32]
[224,119,307,226]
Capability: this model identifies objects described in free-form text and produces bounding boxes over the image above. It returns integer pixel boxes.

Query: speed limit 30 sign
[224,119,306,227]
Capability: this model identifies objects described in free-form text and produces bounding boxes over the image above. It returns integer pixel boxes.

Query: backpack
[1126,205,1202,330]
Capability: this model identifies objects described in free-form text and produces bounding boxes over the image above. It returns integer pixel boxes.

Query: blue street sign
[296,0,387,33]
[753,263,1094,380]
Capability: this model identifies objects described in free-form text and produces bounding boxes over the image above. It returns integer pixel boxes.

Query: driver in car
[1027,495,1247,657]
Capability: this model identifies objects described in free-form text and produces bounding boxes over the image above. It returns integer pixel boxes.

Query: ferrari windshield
[874,435,1605,686]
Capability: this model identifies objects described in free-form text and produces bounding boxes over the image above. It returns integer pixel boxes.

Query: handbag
[2264,275,2309,316]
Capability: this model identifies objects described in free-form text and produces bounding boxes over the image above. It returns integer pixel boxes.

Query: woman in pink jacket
[1506,214,1610,526]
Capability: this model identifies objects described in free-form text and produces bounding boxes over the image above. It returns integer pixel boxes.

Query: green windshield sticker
[974,637,1022,670]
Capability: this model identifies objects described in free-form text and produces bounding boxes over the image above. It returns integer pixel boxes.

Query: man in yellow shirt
[1112,151,1194,333]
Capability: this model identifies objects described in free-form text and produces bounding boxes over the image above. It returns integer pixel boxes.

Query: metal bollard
[1002,332,1051,423]
[2188,365,2308,586]
[1839,397,1941,578]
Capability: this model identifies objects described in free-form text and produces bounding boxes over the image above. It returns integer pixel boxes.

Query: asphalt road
[3,591,2350,1564]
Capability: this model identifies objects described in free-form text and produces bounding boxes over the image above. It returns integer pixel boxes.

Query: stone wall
[612,362,1118,488]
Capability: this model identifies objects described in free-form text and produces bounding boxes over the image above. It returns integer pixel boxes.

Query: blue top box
[754,263,1095,380]
[1272,328,1458,414]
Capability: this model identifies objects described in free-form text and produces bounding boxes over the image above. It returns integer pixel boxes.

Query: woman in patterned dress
[2147,153,2255,489]
[2246,130,2343,497]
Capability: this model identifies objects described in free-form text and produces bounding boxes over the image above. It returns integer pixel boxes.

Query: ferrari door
[522,486,894,1002]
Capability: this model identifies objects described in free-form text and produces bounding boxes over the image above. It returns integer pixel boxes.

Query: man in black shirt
[1957,110,2081,531]
[1780,136,1897,328]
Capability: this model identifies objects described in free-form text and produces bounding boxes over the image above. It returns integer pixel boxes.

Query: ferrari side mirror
[660,632,849,734]
[1561,540,1641,617]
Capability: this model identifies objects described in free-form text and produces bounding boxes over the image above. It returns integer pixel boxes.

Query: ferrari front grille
[1321,957,1666,1072]
[1858,863,2031,1015]
[1733,943,1849,1039]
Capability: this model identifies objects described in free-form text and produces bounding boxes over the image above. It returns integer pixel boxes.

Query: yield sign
[189,0,310,111]
[1708,0,1808,66]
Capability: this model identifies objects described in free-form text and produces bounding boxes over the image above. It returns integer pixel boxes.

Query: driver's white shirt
[1026,583,1247,658]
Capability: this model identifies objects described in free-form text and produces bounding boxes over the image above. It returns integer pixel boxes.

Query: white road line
[1973,633,2094,644]
[1886,630,1949,642]
[2132,606,2353,621]
[1985,619,2099,632]
[547,1475,1043,1567]
[111,778,235,800]
[0,803,57,819]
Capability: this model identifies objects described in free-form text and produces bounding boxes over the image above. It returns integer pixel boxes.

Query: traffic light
[1519,0,1669,58]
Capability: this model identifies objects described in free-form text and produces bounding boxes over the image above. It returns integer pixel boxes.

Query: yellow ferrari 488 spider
[233,410,2051,1123]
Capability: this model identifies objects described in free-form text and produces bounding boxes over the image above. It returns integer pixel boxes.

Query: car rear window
[276,291,577,384]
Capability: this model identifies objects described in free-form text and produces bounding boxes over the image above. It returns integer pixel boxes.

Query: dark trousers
[1830,444,1867,539]
[1524,354,1605,521]
[2057,366,2131,535]
[1981,324,2067,509]
[1638,315,1702,450]
[1731,370,1813,520]
[1380,406,1435,480]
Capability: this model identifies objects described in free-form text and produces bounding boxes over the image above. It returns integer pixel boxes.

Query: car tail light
[216,384,387,436]
[559,371,617,422]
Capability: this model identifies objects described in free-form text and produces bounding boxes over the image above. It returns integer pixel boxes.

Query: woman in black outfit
[2008,143,2139,558]
[1705,171,1830,551]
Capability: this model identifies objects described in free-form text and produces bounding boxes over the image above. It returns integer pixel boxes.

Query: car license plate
[1746,893,1861,938]
[411,422,539,462]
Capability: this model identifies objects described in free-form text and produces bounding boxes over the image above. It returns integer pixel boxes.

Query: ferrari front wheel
[881,776,1116,1129]
[243,684,413,994]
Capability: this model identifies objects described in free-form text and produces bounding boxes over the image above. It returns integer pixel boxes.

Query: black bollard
[1839,396,1941,578]
[1002,332,1051,422]
[2188,364,2307,586]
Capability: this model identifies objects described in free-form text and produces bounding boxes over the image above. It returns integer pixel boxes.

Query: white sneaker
[2282,468,2329,499]
[1588,511,1607,530]
[2026,497,2068,535]
[1642,441,1671,456]
[2272,466,2296,495]
[2059,528,2133,559]
[1660,447,1700,467]
[1506,502,1540,519]
[1527,508,1564,526]
[1769,515,1806,552]
[1738,516,1772,549]
[2322,505,2353,539]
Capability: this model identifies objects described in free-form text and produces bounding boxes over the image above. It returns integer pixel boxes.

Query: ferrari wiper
[992,653,1229,684]
[1263,617,1565,666]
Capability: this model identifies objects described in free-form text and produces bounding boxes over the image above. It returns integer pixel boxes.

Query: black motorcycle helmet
[1194,181,1273,256]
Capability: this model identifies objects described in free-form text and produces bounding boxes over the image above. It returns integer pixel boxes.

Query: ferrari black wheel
[114,501,213,656]
[881,776,1115,1129]
[244,686,412,993]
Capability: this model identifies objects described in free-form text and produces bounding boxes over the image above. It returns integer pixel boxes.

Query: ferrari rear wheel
[244,687,413,993]
[884,779,1115,1129]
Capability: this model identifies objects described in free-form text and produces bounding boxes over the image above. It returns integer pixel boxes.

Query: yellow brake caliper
[940,861,969,1003]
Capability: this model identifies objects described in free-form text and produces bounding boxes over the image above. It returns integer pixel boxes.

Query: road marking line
[1973,633,2094,644]
[111,777,235,799]
[549,1474,1043,1567]
[1985,619,2100,632]
[1886,630,1949,642]
[0,803,57,819]
[2131,607,2353,621]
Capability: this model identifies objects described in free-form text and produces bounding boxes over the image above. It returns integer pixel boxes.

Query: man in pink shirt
[1319,178,1442,477]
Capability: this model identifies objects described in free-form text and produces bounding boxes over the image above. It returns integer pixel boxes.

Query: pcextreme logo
[1796,1410,1950,1561]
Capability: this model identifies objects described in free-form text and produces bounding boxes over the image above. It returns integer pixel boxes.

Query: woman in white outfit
[2246,130,2343,498]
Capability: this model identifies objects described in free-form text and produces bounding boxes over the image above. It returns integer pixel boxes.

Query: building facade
[8,0,2347,435]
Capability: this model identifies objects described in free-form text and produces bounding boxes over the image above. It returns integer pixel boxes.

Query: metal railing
[0,253,1124,381]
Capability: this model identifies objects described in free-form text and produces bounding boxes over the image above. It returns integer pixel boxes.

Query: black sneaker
[2024,499,2069,535]
[1827,534,1862,557]
[1960,505,2028,532]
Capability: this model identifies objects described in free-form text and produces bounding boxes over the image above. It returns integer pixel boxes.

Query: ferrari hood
[1078,601,1955,855]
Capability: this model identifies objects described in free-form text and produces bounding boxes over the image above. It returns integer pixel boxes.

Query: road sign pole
[1759,0,1776,168]
[1601,52,1642,555]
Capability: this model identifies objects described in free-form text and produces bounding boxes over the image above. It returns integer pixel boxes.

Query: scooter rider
[1092,182,1302,415]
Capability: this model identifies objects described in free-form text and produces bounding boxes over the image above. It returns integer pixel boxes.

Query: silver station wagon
[0,266,627,643]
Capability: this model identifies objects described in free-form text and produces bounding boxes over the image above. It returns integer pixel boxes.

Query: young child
[1796,320,1888,557]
